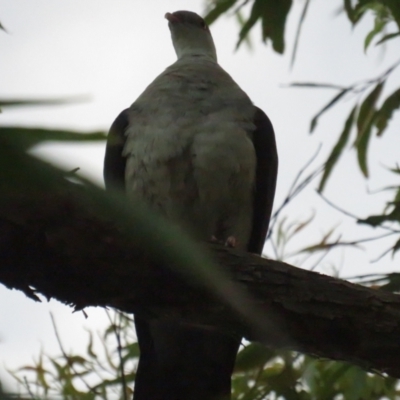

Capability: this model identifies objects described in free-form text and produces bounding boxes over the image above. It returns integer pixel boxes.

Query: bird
[104,10,278,400]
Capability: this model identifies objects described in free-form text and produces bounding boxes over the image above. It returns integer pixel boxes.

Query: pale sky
[1,0,400,392]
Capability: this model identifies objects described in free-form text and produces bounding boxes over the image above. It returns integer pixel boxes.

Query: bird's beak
[165,12,180,24]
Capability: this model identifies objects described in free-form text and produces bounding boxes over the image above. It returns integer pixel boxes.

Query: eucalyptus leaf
[290,0,311,68]
[374,87,400,136]
[0,95,88,109]
[0,126,106,150]
[318,105,357,192]
[236,0,263,49]
[235,343,276,372]
[385,0,400,32]
[375,31,400,46]
[204,0,238,25]
[260,0,292,53]
[364,18,386,51]
[355,81,385,177]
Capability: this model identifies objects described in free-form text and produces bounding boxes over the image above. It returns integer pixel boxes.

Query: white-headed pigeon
[104,10,278,400]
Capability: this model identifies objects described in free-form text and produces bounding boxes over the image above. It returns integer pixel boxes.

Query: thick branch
[1,186,400,379]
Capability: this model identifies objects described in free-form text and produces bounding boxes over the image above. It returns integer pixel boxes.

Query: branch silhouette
[1,177,400,380]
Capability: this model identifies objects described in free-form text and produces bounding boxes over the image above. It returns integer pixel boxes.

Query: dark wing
[103,108,129,191]
[248,106,278,255]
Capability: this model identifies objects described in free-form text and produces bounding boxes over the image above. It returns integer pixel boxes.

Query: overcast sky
[1,0,400,392]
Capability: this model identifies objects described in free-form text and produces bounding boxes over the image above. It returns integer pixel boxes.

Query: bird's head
[165,11,217,62]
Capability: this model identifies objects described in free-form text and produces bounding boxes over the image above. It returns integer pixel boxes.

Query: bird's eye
[200,20,208,30]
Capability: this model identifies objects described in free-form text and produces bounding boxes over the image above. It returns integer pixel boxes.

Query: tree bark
[1,184,400,380]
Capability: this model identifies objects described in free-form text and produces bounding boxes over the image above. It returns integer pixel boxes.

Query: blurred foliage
[8,312,137,400]
[2,0,400,399]
[8,312,400,400]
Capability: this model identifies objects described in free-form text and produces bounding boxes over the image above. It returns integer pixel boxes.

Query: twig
[267,144,323,240]
[50,313,97,395]
[317,192,361,220]
[309,245,333,271]
[318,192,400,234]
[105,310,128,400]
[23,376,36,400]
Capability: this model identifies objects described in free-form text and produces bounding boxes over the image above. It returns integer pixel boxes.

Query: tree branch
[1,183,400,380]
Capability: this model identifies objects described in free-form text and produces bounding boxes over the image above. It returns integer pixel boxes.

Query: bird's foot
[225,236,238,248]
[210,235,239,248]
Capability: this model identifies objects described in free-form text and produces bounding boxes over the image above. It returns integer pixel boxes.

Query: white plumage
[124,51,257,247]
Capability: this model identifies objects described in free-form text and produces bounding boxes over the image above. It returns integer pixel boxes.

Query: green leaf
[375,31,400,46]
[204,0,238,25]
[356,123,373,177]
[358,214,387,226]
[236,0,292,53]
[355,81,385,177]
[260,0,292,53]
[0,95,88,109]
[0,126,106,150]
[374,87,400,136]
[289,82,347,90]
[345,367,367,400]
[290,0,311,67]
[235,343,276,372]
[358,205,400,227]
[343,0,358,24]
[235,10,253,49]
[385,0,400,32]
[236,0,264,49]
[310,88,350,133]
[375,272,400,292]
[392,238,400,256]
[364,18,386,51]
[318,104,358,192]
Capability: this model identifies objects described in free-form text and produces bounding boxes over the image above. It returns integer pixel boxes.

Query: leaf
[343,0,358,24]
[236,0,292,53]
[290,0,311,67]
[260,0,292,54]
[358,205,400,227]
[0,21,6,32]
[392,238,400,256]
[235,10,253,49]
[235,343,276,372]
[204,0,238,25]
[353,0,379,25]
[299,227,340,253]
[0,95,88,109]
[318,105,357,192]
[0,126,106,150]
[379,272,400,292]
[345,367,367,400]
[86,331,98,359]
[310,88,350,133]
[358,215,387,227]
[288,82,347,90]
[364,18,386,51]
[385,0,400,32]
[355,81,385,177]
[122,342,140,362]
[236,0,264,49]
[375,31,400,46]
[374,87,400,136]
